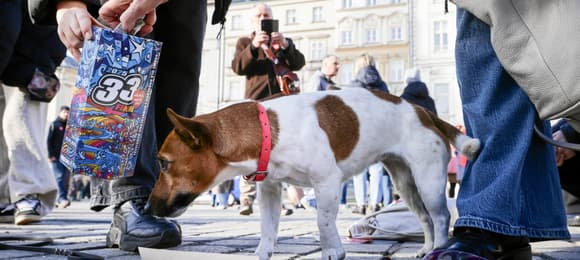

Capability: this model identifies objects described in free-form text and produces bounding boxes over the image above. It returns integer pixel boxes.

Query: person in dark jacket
[47,106,71,209]
[0,0,64,226]
[552,119,580,226]
[231,3,305,216]
[400,68,437,115]
[48,0,231,251]
[311,55,340,91]
[351,53,389,93]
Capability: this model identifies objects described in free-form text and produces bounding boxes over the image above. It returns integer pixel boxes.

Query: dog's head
[146,103,278,217]
[146,108,226,217]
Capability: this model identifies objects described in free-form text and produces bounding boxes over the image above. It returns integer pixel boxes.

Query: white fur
[219,88,479,259]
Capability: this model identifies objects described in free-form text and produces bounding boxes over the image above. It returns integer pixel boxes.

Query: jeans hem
[89,187,151,211]
[455,216,571,240]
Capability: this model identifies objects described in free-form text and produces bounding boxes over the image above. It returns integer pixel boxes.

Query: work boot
[106,199,182,251]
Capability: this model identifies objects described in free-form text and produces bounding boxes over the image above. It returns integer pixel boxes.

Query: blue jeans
[52,161,70,202]
[368,163,392,205]
[454,9,569,240]
[353,170,367,206]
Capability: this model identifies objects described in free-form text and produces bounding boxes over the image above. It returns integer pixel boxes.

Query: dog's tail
[421,108,481,160]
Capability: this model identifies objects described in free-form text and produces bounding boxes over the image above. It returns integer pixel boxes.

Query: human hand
[49,157,56,162]
[100,0,164,35]
[56,2,104,61]
[253,31,270,49]
[553,130,576,166]
[270,32,288,50]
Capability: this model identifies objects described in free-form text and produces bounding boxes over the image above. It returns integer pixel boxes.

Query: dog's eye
[157,157,171,172]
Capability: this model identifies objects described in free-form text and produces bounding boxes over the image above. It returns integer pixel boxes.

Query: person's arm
[46,122,57,161]
[278,38,305,71]
[231,37,258,76]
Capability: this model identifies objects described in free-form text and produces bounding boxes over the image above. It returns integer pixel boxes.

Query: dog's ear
[166,108,211,150]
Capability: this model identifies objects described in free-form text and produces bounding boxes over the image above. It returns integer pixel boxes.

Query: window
[367,0,377,6]
[391,0,402,3]
[366,29,377,43]
[433,21,449,51]
[390,26,402,41]
[312,7,323,22]
[434,83,449,114]
[342,0,353,8]
[230,15,242,30]
[389,60,404,82]
[311,41,325,61]
[286,9,297,24]
[341,31,353,45]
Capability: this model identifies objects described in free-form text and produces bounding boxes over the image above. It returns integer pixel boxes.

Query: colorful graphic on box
[60,26,162,179]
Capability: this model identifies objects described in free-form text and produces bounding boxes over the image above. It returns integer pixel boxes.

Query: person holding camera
[231,3,305,216]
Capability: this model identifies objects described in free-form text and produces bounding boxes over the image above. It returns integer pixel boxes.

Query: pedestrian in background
[47,105,71,208]
[231,3,305,216]
[310,54,340,91]
[0,0,65,225]
[350,53,392,214]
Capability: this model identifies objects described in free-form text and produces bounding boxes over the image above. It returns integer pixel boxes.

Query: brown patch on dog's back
[412,106,454,153]
[315,95,359,161]
[370,89,402,104]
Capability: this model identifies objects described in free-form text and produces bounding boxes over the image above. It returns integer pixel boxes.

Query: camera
[261,19,279,35]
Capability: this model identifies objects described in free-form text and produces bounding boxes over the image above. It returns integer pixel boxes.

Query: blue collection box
[60,27,162,179]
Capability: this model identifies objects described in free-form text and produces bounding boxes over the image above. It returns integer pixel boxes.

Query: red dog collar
[243,102,271,182]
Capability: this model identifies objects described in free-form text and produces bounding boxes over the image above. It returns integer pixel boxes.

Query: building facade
[199,0,462,124]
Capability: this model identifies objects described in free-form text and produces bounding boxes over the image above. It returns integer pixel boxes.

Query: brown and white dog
[145,88,480,259]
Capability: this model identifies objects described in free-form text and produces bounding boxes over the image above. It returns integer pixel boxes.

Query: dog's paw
[416,246,433,258]
[321,248,346,260]
[255,243,274,260]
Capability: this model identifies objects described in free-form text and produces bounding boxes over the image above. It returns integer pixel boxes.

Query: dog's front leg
[314,181,346,260]
[255,181,282,260]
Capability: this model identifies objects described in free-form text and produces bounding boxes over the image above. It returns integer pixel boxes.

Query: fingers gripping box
[60,27,162,179]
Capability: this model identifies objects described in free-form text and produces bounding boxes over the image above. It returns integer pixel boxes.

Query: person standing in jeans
[424,8,569,259]
[47,105,71,208]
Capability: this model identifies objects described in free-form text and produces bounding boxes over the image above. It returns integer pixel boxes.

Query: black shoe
[424,227,531,260]
[0,204,15,223]
[106,199,182,251]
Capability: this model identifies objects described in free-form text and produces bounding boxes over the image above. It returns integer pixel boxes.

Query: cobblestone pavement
[0,196,579,259]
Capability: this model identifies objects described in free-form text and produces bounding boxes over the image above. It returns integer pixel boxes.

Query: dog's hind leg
[255,181,283,260]
[313,171,346,260]
[383,155,448,258]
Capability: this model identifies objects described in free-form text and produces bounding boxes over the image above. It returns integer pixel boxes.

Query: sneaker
[239,204,253,216]
[14,196,42,225]
[281,205,293,216]
[57,199,71,209]
[352,205,366,215]
[0,204,15,223]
